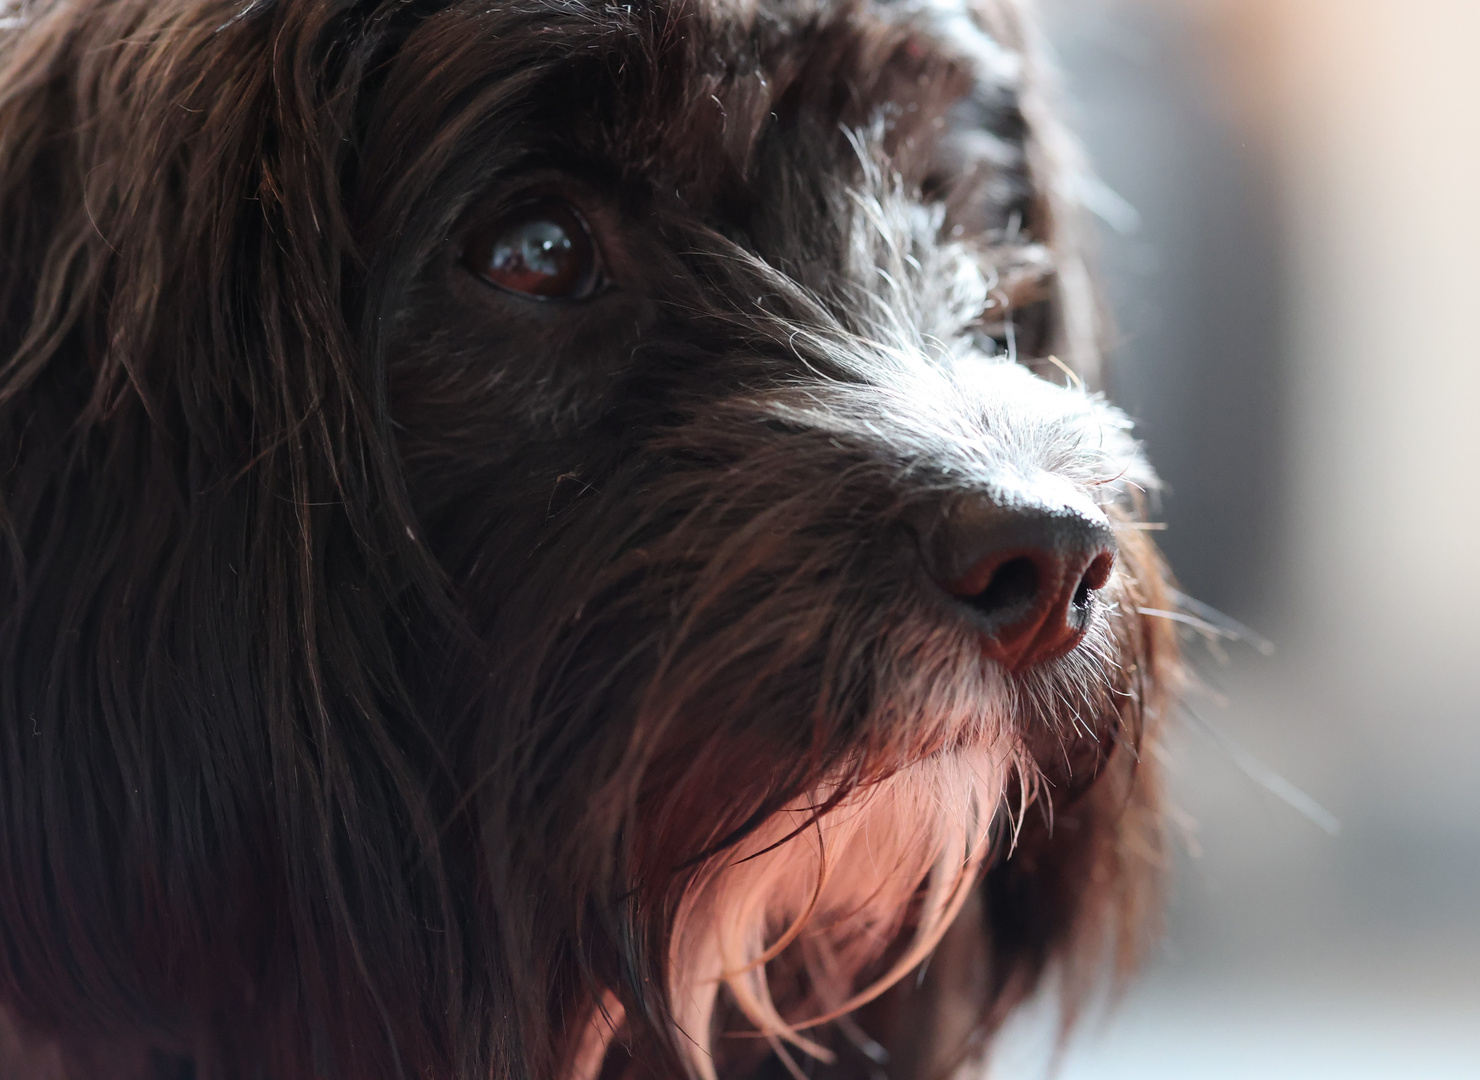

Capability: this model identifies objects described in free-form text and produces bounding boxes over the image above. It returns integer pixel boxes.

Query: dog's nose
[922,483,1116,672]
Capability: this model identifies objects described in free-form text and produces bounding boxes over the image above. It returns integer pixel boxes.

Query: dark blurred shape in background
[994,1,1480,1075]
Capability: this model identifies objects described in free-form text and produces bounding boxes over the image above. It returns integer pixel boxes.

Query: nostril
[960,555,1039,619]
[1072,551,1115,610]
[921,487,1117,672]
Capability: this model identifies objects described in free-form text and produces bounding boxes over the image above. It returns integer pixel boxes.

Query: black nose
[921,485,1117,672]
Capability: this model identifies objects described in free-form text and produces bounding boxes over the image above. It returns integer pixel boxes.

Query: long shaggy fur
[0,1,1179,1078]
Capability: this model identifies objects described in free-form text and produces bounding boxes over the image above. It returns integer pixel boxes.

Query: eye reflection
[464,199,601,300]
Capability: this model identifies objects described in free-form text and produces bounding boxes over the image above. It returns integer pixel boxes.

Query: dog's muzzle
[919,477,1116,672]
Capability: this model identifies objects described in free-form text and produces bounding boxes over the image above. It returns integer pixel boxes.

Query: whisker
[1185,706,1341,835]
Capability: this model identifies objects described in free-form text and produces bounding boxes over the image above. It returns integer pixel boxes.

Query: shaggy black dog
[0,1,1177,1078]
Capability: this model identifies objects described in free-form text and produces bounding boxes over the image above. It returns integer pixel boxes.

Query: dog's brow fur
[0,2,1177,1079]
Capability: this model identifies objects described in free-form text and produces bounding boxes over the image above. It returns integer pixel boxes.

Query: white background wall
[999,0,1480,1074]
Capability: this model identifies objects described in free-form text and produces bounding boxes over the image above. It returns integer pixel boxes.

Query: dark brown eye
[463,199,602,300]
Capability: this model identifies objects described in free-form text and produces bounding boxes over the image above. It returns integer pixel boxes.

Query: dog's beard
[563,739,1017,1080]
[570,595,1126,1080]
[667,739,1014,1080]
[567,598,1129,1080]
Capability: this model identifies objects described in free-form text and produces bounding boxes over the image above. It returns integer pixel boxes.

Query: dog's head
[0,1,1176,1078]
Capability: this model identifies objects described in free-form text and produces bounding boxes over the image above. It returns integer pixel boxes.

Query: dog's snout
[921,484,1117,672]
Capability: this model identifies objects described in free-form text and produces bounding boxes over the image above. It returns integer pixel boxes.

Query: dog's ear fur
[0,3,479,1075]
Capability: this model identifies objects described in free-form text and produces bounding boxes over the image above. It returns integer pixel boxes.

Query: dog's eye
[463,199,602,300]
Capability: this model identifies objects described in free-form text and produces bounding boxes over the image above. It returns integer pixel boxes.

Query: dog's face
[0,2,1175,1079]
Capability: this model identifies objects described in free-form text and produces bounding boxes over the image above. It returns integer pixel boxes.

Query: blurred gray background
[994,0,1480,1075]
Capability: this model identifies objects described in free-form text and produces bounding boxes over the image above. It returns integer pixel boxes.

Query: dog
[0,0,1178,1077]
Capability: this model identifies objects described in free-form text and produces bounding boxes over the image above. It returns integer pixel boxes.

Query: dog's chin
[667,741,1013,1080]
[569,741,1013,1080]
[569,592,1126,1080]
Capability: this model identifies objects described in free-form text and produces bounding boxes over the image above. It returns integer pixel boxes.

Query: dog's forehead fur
[370,0,1021,199]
